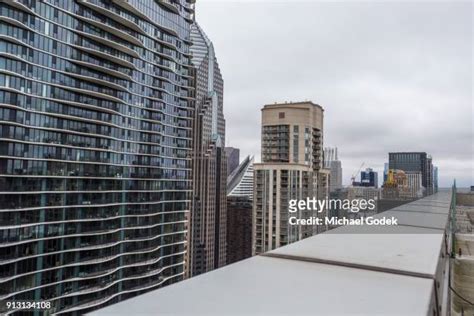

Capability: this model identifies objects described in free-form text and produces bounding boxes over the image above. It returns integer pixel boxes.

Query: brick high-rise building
[188,22,226,277]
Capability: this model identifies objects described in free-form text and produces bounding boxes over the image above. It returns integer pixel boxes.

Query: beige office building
[253,101,329,255]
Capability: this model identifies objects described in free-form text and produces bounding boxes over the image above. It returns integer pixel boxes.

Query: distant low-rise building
[382,169,423,199]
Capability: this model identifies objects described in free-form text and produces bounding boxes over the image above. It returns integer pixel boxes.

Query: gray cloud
[196,0,473,187]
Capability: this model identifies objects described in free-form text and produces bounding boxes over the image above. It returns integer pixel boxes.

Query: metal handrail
[450,180,457,258]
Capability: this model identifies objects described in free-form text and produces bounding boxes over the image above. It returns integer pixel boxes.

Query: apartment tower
[253,101,329,255]
[188,22,226,277]
[0,0,195,313]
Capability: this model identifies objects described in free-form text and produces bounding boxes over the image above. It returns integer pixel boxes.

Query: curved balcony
[77,0,147,36]
[156,0,180,14]
[3,0,35,15]
[0,251,184,301]
[71,44,136,70]
[0,240,186,284]
[55,262,182,299]
[69,59,132,81]
[0,230,186,267]
[75,30,140,59]
[53,272,184,315]
[74,15,145,48]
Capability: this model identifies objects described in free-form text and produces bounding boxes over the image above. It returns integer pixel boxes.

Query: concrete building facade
[388,152,434,195]
[253,101,329,255]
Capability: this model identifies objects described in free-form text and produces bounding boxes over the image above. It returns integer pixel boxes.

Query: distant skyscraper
[226,156,254,265]
[225,147,240,175]
[324,147,343,192]
[433,166,439,192]
[360,168,378,188]
[0,0,194,313]
[405,172,424,198]
[253,101,329,255]
[384,163,389,183]
[388,152,434,195]
[426,156,434,195]
[189,23,226,277]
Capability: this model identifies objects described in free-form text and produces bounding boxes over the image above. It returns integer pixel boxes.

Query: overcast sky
[195,0,473,187]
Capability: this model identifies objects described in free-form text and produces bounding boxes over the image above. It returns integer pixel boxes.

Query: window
[278,112,285,119]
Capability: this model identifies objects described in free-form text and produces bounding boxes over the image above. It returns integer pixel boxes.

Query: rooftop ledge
[93,190,454,316]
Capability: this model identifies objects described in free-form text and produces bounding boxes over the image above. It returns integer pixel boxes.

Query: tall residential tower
[0,0,195,313]
[253,101,329,255]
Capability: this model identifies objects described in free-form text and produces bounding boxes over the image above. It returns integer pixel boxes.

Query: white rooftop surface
[267,194,451,277]
[377,210,448,230]
[412,192,451,203]
[269,226,443,277]
[393,204,449,214]
[92,255,434,316]
[410,200,451,206]
[92,191,452,315]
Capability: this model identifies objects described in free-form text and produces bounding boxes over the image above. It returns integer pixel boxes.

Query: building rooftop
[262,101,324,110]
[92,190,453,316]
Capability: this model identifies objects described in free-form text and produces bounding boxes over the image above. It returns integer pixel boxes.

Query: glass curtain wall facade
[0,0,194,314]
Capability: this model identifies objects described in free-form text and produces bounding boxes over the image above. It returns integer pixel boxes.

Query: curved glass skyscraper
[0,0,194,314]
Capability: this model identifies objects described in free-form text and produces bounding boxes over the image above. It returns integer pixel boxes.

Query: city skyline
[0,1,471,315]
[195,0,473,187]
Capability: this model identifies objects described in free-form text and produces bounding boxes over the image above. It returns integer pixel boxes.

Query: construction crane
[350,162,365,185]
